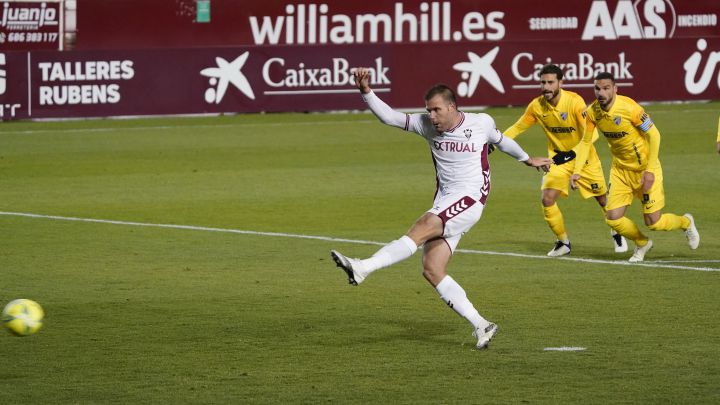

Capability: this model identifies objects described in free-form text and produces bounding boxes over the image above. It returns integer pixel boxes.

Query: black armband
[552,149,576,165]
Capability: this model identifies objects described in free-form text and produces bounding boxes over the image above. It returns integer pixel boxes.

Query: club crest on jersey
[464,128,472,139]
[614,116,621,125]
[560,112,567,121]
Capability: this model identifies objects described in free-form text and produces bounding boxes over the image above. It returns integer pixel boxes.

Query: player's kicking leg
[330,234,418,286]
[330,250,366,286]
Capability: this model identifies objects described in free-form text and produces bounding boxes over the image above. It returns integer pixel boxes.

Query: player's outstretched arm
[354,67,407,129]
[494,134,552,172]
[716,141,720,155]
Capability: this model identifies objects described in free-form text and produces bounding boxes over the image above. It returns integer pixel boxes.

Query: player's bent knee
[422,267,446,286]
[606,217,623,228]
[646,220,663,231]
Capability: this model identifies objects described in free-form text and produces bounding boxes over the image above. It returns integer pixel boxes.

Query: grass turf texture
[1,103,719,403]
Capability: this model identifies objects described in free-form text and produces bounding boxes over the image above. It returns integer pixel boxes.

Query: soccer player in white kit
[331,68,552,349]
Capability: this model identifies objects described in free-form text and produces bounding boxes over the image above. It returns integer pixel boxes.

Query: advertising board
[1,36,719,120]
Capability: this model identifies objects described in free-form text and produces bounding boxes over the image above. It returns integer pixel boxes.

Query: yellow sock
[543,204,567,241]
[606,217,648,244]
[648,213,689,231]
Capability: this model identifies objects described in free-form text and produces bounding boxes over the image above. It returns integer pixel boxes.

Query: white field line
[0,211,384,247]
[0,120,381,135]
[651,259,720,263]
[1,211,718,273]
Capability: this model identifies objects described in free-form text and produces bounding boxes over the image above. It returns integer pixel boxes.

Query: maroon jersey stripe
[479,143,491,205]
[437,196,477,226]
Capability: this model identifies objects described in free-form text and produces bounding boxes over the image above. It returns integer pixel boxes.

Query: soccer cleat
[547,240,571,257]
[473,323,499,349]
[683,213,699,250]
[330,250,366,286]
[611,230,628,253]
[629,239,653,263]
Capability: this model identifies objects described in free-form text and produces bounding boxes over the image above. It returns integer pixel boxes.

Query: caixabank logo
[449,46,636,100]
[199,51,391,104]
[452,47,505,97]
[200,53,255,103]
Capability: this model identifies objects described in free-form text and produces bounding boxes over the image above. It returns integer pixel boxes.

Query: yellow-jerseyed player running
[504,64,626,257]
[571,72,700,262]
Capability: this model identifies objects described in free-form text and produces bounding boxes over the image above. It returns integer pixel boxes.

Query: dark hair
[425,84,457,105]
[539,64,563,80]
[594,72,615,82]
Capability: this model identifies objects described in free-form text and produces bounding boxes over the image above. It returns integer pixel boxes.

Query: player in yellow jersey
[571,72,700,262]
[504,64,626,257]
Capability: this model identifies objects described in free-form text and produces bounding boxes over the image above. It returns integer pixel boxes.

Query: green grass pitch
[1,102,719,403]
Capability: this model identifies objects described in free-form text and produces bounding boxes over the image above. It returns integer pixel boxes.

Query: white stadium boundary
[1,211,717,273]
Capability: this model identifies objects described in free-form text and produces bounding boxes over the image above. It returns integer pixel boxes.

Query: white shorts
[427,192,484,252]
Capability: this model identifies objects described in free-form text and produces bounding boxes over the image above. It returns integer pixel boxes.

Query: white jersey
[361,91,529,204]
[405,111,499,202]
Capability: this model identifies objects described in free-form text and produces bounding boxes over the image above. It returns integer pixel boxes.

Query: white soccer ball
[2,299,44,336]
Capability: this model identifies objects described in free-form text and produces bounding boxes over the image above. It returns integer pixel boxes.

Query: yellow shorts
[543,158,607,199]
[607,164,665,214]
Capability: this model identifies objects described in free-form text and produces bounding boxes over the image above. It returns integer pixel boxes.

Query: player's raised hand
[524,156,552,173]
[353,68,372,94]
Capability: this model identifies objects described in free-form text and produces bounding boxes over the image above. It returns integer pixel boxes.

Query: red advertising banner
[0,0,63,51]
[1,37,719,120]
[76,0,718,49]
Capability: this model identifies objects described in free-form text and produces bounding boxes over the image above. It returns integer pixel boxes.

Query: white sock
[435,275,488,330]
[360,235,417,275]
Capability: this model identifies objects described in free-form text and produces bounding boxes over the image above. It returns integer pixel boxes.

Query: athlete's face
[540,73,561,103]
[594,79,617,110]
[426,94,458,133]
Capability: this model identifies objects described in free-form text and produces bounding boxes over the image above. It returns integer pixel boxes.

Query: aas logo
[452,47,505,98]
[582,0,676,40]
[200,52,255,103]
